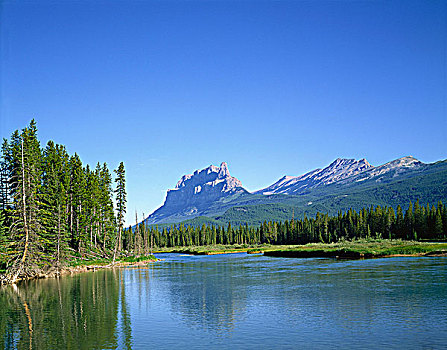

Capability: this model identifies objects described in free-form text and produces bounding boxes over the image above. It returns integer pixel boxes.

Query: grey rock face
[338,156,425,184]
[257,156,426,195]
[256,158,374,195]
[167,162,244,205]
[145,162,247,224]
[145,156,429,225]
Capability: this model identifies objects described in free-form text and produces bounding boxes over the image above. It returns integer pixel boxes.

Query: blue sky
[1,0,446,225]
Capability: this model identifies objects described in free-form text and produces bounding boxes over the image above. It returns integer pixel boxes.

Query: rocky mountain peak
[314,158,373,183]
[218,162,230,178]
[388,156,422,167]
[168,162,244,204]
[174,162,239,190]
[144,155,442,225]
[145,162,247,224]
[256,157,373,195]
[328,157,371,169]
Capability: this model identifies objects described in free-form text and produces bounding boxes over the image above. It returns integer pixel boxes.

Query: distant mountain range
[254,158,374,195]
[143,156,447,226]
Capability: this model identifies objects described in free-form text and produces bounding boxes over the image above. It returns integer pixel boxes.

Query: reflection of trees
[0,269,129,349]
[161,258,249,333]
[120,269,132,350]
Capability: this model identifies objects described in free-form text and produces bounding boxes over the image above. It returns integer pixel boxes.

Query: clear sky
[1,0,446,225]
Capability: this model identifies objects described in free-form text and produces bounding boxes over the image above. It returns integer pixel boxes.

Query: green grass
[155,244,261,255]
[152,240,447,258]
[261,239,447,258]
[67,254,157,267]
[120,255,156,263]
[68,258,113,267]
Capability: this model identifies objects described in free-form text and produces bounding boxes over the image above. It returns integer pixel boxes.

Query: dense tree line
[124,200,447,250]
[0,120,125,282]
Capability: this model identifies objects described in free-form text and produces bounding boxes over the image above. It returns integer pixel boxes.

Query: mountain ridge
[143,156,446,226]
[145,162,248,224]
[255,157,374,195]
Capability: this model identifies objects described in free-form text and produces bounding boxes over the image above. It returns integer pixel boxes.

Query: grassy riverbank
[154,244,259,255]
[262,240,447,259]
[62,254,158,273]
[0,254,158,284]
[154,240,447,258]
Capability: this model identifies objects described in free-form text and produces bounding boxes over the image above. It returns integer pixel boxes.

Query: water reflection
[159,257,249,333]
[0,269,131,350]
[1,256,446,349]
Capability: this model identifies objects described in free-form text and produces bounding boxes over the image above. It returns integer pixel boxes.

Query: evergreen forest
[0,120,127,283]
[126,199,447,249]
[1,120,446,284]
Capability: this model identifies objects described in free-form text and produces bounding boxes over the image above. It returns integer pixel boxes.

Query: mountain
[144,156,447,226]
[336,156,424,184]
[145,162,248,224]
[255,158,373,195]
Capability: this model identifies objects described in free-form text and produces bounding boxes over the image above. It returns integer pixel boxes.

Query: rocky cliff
[255,158,373,195]
[145,156,438,225]
[145,162,247,224]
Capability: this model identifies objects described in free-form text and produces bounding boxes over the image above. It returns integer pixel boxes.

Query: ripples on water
[1,254,446,349]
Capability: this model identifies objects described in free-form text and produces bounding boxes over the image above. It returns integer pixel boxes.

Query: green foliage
[0,120,122,281]
[138,200,447,250]
[263,239,447,258]
[114,162,127,228]
[120,255,155,263]
[113,162,126,260]
[6,120,46,269]
[155,160,447,227]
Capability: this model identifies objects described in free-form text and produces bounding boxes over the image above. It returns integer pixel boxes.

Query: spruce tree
[394,205,404,239]
[41,141,70,265]
[68,154,86,252]
[0,139,11,212]
[113,162,126,262]
[0,209,8,266]
[99,163,116,253]
[404,201,414,240]
[7,120,45,282]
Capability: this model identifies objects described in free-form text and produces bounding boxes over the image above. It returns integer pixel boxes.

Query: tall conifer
[113,162,126,262]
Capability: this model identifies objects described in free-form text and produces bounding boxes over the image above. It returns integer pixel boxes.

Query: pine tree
[0,139,11,212]
[113,162,126,262]
[0,209,8,267]
[394,205,404,239]
[99,163,116,253]
[68,154,86,252]
[404,201,414,239]
[7,120,45,282]
[413,200,423,238]
[41,141,70,266]
[434,208,443,239]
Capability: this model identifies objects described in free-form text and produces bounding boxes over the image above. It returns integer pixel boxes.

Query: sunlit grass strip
[262,239,447,258]
[67,254,157,267]
[153,240,447,258]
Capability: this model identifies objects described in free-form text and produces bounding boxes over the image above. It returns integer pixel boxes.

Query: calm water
[1,254,447,349]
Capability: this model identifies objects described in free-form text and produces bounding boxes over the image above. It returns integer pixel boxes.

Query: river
[1,253,446,349]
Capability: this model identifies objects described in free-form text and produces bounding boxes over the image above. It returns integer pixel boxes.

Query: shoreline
[158,249,447,259]
[0,258,159,285]
[263,250,447,259]
[154,240,447,259]
[3,240,446,284]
